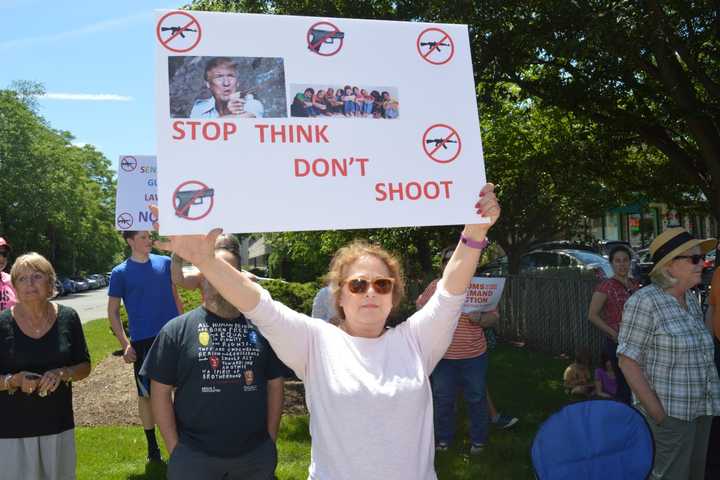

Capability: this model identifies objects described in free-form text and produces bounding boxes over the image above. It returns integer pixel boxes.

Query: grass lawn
[79,319,569,479]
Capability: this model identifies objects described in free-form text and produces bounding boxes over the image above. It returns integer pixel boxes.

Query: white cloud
[41,93,133,102]
[0,10,151,50]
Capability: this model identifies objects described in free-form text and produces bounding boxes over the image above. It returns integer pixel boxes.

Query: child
[563,350,594,397]
[594,351,617,399]
[342,85,355,117]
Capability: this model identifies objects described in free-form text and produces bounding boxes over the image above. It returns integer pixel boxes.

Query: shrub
[262,279,319,315]
[178,287,203,311]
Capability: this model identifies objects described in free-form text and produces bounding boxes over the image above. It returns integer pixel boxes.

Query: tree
[463,0,720,218]
[0,87,124,274]
[188,1,705,273]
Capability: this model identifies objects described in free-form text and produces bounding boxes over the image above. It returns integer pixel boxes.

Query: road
[54,287,109,324]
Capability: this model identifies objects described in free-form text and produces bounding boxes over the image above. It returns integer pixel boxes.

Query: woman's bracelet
[3,373,16,394]
[460,233,488,250]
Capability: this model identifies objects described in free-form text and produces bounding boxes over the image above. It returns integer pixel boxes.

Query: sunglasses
[345,277,395,295]
[673,254,704,265]
[0,250,7,258]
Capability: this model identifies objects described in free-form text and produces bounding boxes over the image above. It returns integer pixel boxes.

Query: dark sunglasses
[345,277,395,295]
[0,250,7,257]
[673,254,704,265]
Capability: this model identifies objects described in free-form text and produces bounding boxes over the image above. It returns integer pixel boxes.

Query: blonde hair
[10,252,57,299]
[326,240,405,323]
[649,267,677,289]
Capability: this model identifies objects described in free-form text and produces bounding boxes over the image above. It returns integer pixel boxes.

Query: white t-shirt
[244,281,464,480]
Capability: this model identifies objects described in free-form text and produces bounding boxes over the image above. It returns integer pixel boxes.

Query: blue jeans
[343,101,356,114]
[431,353,489,445]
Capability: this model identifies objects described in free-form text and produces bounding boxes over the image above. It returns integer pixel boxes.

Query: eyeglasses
[0,250,7,258]
[673,254,704,265]
[344,277,395,295]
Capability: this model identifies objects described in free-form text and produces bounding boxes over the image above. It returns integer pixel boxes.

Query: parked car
[59,277,78,295]
[89,273,107,288]
[86,276,99,289]
[527,240,596,253]
[71,276,90,291]
[477,249,613,278]
[634,248,653,286]
[53,279,64,298]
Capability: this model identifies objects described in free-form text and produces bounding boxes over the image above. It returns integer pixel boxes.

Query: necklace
[21,304,52,334]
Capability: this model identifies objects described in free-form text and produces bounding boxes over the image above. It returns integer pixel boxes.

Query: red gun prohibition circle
[156,11,202,53]
[117,212,134,230]
[416,28,455,65]
[306,21,345,56]
[422,124,462,164]
[173,180,215,221]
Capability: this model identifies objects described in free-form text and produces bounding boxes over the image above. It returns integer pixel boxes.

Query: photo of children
[168,56,288,118]
[289,84,399,119]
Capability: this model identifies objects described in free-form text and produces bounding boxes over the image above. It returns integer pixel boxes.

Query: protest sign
[462,277,506,313]
[155,10,486,234]
[115,155,157,230]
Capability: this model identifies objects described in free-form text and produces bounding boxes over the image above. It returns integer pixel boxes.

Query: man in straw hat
[618,227,720,479]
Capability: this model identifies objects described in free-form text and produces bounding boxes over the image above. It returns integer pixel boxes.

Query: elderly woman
[154,184,499,479]
[0,252,91,480]
[587,245,639,403]
[618,228,720,479]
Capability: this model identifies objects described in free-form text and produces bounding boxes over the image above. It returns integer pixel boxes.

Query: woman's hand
[149,205,221,269]
[17,371,41,395]
[463,183,500,241]
[37,368,63,396]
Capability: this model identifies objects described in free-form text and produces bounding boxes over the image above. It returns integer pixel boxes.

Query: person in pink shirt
[587,245,639,403]
[0,237,17,311]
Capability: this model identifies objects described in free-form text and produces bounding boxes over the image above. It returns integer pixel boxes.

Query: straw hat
[649,227,717,275]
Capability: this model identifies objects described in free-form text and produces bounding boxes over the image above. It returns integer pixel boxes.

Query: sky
[1,0,180,172]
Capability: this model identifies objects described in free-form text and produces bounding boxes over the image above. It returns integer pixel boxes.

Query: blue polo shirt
[108,253,178,341]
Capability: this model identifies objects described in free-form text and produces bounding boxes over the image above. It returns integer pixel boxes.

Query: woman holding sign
[152,184,499,479]
[417,247,516,455]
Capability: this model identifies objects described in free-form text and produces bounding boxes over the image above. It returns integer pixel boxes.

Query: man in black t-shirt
[141,247,285,479]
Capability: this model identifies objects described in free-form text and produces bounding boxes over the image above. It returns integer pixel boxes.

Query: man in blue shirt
[108,230,182,462]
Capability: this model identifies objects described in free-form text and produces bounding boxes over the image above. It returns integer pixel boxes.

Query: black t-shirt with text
[140,307,285,458]
[0,305,91,438]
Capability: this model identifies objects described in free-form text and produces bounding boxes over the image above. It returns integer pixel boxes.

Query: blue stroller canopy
[531,400,653,480]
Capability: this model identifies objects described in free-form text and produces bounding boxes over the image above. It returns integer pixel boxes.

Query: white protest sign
[155,10,486,234]
[462,277,506,313]
[115,155,158,231]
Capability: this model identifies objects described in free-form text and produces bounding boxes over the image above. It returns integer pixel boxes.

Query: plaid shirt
[618,283,720,421]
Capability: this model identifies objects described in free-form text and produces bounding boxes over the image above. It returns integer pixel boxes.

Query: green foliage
[178,287,203,312]
[262,279,319,315]
[0,87,124,274]
[462,1,720,217]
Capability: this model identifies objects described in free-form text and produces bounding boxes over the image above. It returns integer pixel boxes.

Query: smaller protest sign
[115,155,158,230]
[462,277,506,313]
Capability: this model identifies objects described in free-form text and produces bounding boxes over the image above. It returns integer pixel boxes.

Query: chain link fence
[496,275,606,359]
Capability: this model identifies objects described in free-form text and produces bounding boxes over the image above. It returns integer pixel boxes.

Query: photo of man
[190,57,263,118]
[169,56,287,119]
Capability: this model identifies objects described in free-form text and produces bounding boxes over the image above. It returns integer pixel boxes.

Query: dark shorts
[131,337,156,397]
